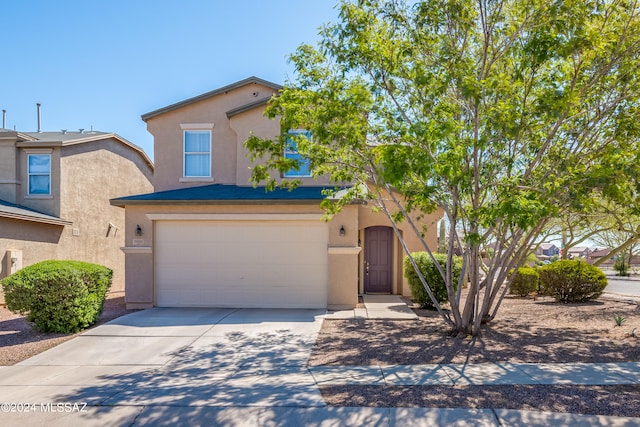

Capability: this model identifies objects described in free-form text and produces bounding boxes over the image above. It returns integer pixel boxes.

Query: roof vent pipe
[36,103,42,133]
[2,110,5,129]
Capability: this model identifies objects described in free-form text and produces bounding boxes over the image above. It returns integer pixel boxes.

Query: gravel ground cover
[319,385,640,417]
[311,295,640,416]
[0,292,134,366]
[311,296,640,365]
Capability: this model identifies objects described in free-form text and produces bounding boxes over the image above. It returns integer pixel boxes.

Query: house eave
[110,199,323,207]
[225,96,273,118]
[0,211,72,226]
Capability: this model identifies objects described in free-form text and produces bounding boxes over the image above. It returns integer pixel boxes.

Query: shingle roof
[0,199,72,226]
[110,184,332,206]
[21,131,110,142]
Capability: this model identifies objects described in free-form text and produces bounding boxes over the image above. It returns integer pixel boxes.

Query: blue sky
[2,0,339,160]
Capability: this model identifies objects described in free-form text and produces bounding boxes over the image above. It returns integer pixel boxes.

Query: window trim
[26,151,52,196]
[182,129,212,179]
[283,130,312,178]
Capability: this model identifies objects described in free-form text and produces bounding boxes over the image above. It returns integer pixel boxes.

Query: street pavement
[605,275,640,298]
[0,301,638,426]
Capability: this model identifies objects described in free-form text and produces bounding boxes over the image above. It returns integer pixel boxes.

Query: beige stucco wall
[0,139,19,203]
[0,137,153,297]
[0,219,64,278]
[327,206,360,308]
[229,106,335,187]
[228,102,279,185]
[16,147,61,217]
[146,82,281,192]
[57,138,153,291]
[121,202,363,309]
[121,199,440,309]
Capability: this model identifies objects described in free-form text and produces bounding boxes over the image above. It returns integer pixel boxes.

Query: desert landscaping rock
[319,384,640,417]
[310,296,640,366]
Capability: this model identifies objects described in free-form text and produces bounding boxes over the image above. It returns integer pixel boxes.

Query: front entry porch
[325,294,417,319]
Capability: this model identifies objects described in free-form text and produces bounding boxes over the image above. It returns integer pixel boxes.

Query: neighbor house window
[284,130,312,178]
[183,130,211,177]
[27,154,51,195]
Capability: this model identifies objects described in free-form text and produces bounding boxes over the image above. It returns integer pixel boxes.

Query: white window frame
[26,152,52,196]
[182,125,213,179]
[284,130,312,178]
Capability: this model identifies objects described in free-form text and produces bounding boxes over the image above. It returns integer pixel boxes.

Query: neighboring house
[567,246,590,259]
[0,129,154,298]
[539,243,560,257]
[533,243,560,260]
[111,76,441,310]
[587,248,612,265]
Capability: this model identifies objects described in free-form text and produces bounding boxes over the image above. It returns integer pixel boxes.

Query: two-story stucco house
[0,129,154,296]
[111,76,440,310]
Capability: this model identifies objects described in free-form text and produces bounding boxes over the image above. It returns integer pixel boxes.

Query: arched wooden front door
[364,226,393,293]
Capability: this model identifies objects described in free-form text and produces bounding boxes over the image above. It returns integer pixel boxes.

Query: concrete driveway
[0,308,329,426]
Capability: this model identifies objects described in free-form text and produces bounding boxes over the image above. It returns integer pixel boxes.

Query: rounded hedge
[1,260,112,333]
[404,253,462,308]
[509,267,539,297]
[538,259,607,303]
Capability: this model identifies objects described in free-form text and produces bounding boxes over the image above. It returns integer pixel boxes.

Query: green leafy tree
[544,199,639,264]
[246,0,640,336]
[589,215,640,273]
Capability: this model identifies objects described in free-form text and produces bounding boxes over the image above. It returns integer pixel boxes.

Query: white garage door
[154,219,328,308]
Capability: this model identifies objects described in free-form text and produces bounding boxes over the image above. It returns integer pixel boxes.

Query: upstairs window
[27,154,51,195]
[284,130,312,178]
[183,130,211,177]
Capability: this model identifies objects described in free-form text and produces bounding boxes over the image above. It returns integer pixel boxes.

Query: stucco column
[327,247,361,309]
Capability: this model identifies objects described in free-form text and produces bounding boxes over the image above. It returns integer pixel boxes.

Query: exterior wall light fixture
[339,225,346,236]
[135,225,142,236]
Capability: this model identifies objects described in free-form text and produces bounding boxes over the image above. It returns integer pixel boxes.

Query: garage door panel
[155,220,328,308]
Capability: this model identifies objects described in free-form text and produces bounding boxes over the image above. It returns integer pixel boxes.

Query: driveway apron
[0,307,326,425]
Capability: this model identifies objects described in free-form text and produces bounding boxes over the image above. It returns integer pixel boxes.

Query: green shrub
[1,260,112,333]
[614,257,630,276]
[509,267,539,296]
[404,253,462,308]
[538,259,607,303]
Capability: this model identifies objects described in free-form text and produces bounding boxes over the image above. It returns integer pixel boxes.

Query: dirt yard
[310,294,640,416]
[310,295,640,366]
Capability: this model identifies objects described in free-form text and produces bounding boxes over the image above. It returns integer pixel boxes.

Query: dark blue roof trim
[111,184,333,206]
[0,199,72,226]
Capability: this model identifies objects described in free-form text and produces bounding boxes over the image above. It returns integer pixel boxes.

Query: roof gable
[16,131,153,170]
[141,76,282,122]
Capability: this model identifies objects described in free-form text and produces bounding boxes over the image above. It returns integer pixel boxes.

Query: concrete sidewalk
[325,294,418,319]
[310,361,640,386]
